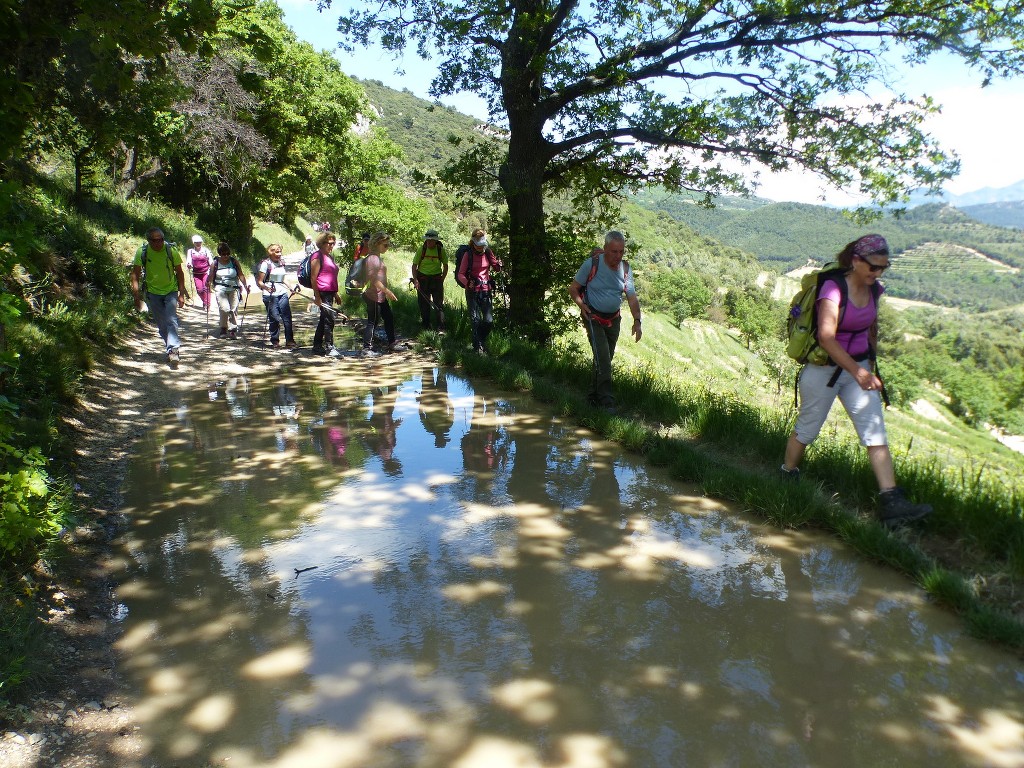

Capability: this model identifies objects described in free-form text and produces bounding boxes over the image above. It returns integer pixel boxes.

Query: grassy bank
[433,310,1024,651]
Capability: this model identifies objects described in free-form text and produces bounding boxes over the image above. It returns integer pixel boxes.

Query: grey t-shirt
[574,256,636,314]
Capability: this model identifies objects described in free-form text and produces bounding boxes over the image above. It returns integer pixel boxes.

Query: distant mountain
[632,192,1024,312]
[960,200,1024,230]
[907,179,1024,208]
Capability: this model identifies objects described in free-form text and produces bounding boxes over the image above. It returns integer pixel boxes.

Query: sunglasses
[858,255,889,273]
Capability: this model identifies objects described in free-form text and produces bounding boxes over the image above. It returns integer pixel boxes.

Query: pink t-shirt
[363,254,388,302]
[818,279,885,357]
[312,252,339,293]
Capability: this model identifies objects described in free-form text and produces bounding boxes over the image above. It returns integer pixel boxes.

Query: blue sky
[280,0,1024,204]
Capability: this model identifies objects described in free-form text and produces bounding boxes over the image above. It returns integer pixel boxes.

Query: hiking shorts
[794,360,887,448]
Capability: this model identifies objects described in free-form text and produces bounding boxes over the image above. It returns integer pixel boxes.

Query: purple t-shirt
[818,278,885,357]
[312,252,339,293]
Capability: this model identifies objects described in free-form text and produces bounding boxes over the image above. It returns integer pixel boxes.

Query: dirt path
[0,293,423,767]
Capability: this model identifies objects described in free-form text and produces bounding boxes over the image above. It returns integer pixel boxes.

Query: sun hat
[424,229,439,241]
[192,235,203,243]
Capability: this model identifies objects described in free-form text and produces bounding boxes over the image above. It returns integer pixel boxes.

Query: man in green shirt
[411,229,448,332]
[131,227,187,364]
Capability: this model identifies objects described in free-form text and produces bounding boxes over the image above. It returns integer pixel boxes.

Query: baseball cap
[473,236,488,247]
[192,235,203,243]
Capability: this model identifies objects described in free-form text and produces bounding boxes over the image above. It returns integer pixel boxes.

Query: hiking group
[133,225,932,529]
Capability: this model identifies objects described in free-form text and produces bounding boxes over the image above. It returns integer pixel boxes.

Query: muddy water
[112,363,1024,768]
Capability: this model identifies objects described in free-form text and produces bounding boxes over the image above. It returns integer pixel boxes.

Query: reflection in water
[114,363,1024,768]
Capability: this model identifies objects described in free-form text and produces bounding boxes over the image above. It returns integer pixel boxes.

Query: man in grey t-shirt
[567,230,642,411]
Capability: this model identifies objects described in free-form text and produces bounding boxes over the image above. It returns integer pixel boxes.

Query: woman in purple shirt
[781,234,932,529]
[310,231,342,357]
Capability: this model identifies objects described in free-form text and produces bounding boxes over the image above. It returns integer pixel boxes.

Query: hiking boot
[779,465,801,482]
[361,348,379,358]
[285,341,297,349]
[326,347,341,358]
[878,487,932,529]
[229,330,237,340]
[168,348,180,364]
[311,346,326,356]
[219,328,227,338]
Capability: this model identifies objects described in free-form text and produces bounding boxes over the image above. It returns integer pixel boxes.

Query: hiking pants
[313,291,337,350]
[794,360,888,447]
[585,314,621,407]
[466,289,494,351]
[147,291,181,353]
[263,292,294,345]
[192,270,211,308]
[363,297,395,349]
[215,285,240,332]
[415,273,445,330]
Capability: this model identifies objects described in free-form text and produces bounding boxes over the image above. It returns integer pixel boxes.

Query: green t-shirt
[412,244,447,277]
[133,243,182,295]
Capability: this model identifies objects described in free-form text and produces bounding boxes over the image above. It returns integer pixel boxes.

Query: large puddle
[112,362,1024,767]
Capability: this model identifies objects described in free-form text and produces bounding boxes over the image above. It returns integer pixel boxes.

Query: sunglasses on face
[858,255,889,273]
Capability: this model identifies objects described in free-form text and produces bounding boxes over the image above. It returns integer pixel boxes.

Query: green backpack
[786,262,883,366]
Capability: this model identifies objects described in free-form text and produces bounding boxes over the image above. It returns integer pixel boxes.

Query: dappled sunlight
[108,364,1024,767]
[443,580,510,603]
[926,696,1024,767]
[185,693,236,732]
[242,644,312,679]
[491,678,559,725]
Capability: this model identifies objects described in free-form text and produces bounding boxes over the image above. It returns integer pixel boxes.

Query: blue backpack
[297,253,315,288]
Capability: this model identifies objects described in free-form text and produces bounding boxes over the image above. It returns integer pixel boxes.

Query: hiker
[210,242,249,340]
[131,227,188,364]
[411,228,448,331]
[418,366,454,448]
[361,232,398,357]
[256,243,298,349]
[303,235,316,258]
[567,230,642,411]
[455,228,502,354]
[186,235,213,310]
[310,231,342,357]
[354,232,370,261]
[780,234,932,529]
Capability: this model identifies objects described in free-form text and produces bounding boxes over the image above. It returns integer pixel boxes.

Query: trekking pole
[409,278,446,328]
[583,310,601,378]
[238,285,249,338]
[205,292,210,339]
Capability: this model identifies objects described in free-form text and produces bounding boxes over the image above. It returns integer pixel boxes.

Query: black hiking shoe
[779,465,800,482]
[878,487,932,530]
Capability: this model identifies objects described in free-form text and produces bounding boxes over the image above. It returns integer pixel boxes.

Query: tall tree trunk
[500,18,555,345]
[499,148,549,344]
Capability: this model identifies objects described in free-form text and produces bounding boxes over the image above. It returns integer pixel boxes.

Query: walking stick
[205,291,210,339]
[409,278,446,329]
[238,285,248,338]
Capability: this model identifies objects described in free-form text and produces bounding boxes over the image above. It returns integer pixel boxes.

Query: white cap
[192,235,203,243]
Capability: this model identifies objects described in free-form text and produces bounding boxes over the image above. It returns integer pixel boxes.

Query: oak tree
[330,0,1024,342]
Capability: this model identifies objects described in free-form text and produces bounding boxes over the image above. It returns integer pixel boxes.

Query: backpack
[139,242,178,291]
[454,244,498,288]
[345,255,368,296]
[415,241,444,271]
[786,263,880,366]
[211,256,243,289]
[297,253,314,288]
[453,244,471,287]
[581,253,630,305]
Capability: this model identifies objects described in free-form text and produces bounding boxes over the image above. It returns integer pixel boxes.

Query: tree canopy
[332,0,1024,341]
